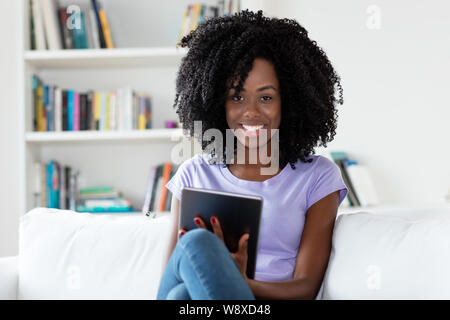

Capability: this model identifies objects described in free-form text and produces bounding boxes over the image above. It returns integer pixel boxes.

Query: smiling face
[225,58,282,151]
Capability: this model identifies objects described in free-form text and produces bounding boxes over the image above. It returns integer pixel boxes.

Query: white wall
[243,0,450,205]
[0,0,20,257]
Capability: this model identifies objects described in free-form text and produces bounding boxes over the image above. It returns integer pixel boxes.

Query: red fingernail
[211,217,216,224]
[179,230,185,236]
[194,218,200,224]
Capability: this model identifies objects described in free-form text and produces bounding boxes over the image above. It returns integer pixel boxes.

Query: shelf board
[24,47,188,69]
[25,128,185,144]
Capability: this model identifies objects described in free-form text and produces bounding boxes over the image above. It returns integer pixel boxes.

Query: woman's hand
[179,216,249,280]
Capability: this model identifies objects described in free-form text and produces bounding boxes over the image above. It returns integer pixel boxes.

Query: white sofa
[1,205,449,300]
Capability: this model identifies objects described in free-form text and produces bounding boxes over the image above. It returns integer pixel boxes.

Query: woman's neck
[227,147,284,182]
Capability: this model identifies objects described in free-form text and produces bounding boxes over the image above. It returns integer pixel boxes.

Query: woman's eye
[262,96,272,101]
[231,95,243,101]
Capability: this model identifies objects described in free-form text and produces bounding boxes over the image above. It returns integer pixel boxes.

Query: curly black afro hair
[173,9,343,170]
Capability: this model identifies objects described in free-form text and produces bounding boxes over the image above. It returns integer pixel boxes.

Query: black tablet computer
[179,187,263,279]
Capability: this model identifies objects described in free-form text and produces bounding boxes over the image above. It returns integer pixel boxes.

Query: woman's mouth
[238,123,266,136]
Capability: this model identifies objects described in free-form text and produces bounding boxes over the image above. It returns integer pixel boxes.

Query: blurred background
[0,0,449,257]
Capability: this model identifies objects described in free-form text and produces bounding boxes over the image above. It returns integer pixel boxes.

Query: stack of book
[31,75,152,132]
[76,186,133,213]
[177,0,241,45]
[324,151,380,207]
[29,0,114,50]
[142,162,179,215]
[33,160,79,210]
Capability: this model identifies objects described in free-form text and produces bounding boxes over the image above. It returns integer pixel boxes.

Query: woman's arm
[246,190,341,300]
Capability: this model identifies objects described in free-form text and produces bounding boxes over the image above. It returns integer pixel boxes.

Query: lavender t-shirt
[165,153,348,282]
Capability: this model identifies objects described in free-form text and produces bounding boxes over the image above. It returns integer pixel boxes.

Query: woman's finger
[179,228,187,237]
[193,215,207,229]
[238,233,249,255]
[210,215,225,243]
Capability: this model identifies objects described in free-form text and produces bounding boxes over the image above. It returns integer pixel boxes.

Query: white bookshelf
[25,128,184,144]
[23,47,189,69]
[17,0,212,216]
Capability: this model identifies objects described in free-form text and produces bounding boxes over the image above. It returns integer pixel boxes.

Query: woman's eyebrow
[231,85,278,92]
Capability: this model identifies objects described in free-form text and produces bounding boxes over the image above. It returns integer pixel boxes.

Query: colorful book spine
[100,91,106,131]
[62,90,68,131]
[138,96,146,130]
[54,87,62,131]
[98,6,114,48]
[105,92,110,131]
[67,90,74,131]
[94,92,101,130]
[158,162,172,211]
[32,75,38,131]
[90,0,106,48]
[74,92,80,131]
[72,11,88,49]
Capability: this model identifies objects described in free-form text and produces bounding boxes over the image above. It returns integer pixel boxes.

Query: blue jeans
[157,228,255,300]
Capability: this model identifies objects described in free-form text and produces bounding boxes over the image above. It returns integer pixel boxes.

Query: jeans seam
[179,238,214,300]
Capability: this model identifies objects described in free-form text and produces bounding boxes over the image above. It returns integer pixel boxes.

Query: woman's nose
[242,99,260,116]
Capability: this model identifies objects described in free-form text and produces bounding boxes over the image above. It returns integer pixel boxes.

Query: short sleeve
[306,156,348,211]
[165,157,197,201]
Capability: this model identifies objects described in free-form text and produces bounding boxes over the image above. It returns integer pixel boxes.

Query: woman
[157,9,348,300]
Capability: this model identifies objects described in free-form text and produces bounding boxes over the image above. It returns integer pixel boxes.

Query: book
[62,90,68,131]
[105,91,110,131]
[72,11,89,49]
[149,164,163,212]
[138,96,146,130]
[31,0,47,50]
[109,90,117,130]
[57,7,72,49]
[48,85,55,131]
[31,75,39,131]
[29,0,36,50]
[346,161,380,206]
[158,162,172,211]
[97,2,114,48]
[100,91,106,131]
[33,162,41,207]
[94,91,101,130]
[87,6,101,48]
[82,198,130,208]
[80,186,114,194]
[41,163,47,207]
[330,152,361,207]
[59,163,66,209]
[145,96,152,129]
[143,163,178,214]
[64,166,71,208]
[90,0,107,48]
[74,92,80,131]
[142,165,158,214]
[76,205,133,213]
[67,90,74,131]
[54,87,62,131]
[177,5,190,46]
[79,93,87,130]
[41,0,63,50]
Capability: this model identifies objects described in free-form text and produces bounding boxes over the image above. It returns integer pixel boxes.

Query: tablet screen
[179,187,263,279]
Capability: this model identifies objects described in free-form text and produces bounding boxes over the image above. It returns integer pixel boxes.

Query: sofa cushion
[18,208,172,299]
[322,210,450,299]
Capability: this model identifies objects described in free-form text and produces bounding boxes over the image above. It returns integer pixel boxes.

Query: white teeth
[242,124,264,131]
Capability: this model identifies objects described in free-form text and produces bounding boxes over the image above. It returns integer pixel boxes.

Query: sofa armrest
[0,256,18,300]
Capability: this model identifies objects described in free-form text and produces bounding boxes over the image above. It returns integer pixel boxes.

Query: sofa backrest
[18,208,172,299]
[321,209,450,299]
